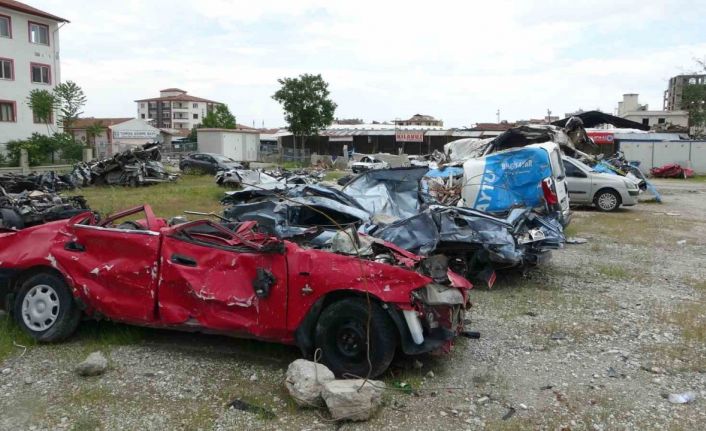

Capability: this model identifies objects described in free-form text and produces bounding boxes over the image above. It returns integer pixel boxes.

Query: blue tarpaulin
[465,147,552,212]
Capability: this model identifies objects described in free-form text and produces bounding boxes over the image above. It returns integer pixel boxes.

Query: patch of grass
[72,321,146,352]
[323,170,347,182]
[641,342,706,373]
[656,301,706,343]
[596,264,630,280]
[567,210,705,246]
[0,313,35,363]
[70,415,103,431]
[67,175,224,218]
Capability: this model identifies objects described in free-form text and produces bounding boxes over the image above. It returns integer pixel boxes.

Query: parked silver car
[562,156,640,211]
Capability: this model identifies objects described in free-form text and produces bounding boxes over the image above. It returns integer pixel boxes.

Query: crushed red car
[649,163,694,179]
[0,205,472,377]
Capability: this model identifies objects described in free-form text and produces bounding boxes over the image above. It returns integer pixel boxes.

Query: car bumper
[623,190,640,206]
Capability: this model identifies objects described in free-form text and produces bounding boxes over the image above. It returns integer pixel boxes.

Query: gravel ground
[1,181,705,430]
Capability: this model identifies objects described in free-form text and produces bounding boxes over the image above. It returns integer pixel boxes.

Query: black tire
[314,298,397,378]
[13,273,81,342]
[594,189,621,212]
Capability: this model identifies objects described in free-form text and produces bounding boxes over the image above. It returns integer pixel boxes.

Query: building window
[141,114,145,119]
[193,113,198,119]
[0,101,16,122]
[642,118,649,126]
[0,14,10,38]
[30,63,51,84]
[658,118,666,124]
[141,103,145,109]
[0,58,13,80]
[28,22,49,45]
[192,103,198,109]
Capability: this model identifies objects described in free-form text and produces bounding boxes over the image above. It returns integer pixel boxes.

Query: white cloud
[31,0,706,127]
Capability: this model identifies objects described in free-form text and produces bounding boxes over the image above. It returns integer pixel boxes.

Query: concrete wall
[619,140,706,174]
[0,6,62,144]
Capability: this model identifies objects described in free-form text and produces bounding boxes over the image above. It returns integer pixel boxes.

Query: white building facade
[0,0,67,145]
[135,88,221,131]
[617,93,688,129]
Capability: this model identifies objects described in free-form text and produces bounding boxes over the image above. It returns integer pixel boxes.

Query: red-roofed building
[135,88,223,130]
[0,0,69,144]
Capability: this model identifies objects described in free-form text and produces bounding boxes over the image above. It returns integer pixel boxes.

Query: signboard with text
[395,131,425,142]
[113,130,159,139]
[587,131,615,145]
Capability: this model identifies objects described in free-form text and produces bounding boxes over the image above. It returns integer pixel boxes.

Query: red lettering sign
[395,131,425,142]
[587,131,614,145]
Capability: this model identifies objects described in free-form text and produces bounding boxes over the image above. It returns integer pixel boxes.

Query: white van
[461,141,571,226]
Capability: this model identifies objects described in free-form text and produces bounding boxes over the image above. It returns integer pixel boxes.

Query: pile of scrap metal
[0,171,76,193]
[220,122,600,281]
[216,167,325,188]
[222,167,564,283]
[0,187,88,229]
[72,143,177,187]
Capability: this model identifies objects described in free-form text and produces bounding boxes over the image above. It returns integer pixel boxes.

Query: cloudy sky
[36,0,706,128]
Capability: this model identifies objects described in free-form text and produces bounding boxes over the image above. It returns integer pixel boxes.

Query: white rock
[284,359,335,407]
[1,368,10,375]
[250,373,258,382]
[75,351,108,377]
[321,379,385,421]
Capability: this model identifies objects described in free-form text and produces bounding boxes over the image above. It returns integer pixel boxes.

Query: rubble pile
[0,188,88,229]
[73,142,177,187]
[216,166,325,188]
[0,171,76,193]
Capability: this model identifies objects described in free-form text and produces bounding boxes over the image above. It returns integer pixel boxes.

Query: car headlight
[624,180,638,190]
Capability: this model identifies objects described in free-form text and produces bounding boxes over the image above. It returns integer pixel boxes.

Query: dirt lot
[1,178,705,430]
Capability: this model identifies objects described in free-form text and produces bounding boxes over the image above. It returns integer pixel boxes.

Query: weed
[596,264,629,280]
[323,170,347,182]
[70,415,102,431]
[0,313,35,363]
[72,321,146,352]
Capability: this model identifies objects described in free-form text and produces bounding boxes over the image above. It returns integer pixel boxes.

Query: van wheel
[315,298,397,378]
[13,273,81,342]
[594,189,621,212]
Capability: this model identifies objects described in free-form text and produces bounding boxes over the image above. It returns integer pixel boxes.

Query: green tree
[27,89,58,133]
[85,122,106,150]
[200,104,237,129]
[54,81,87,129]
[272,73,337,153]
[54,132,85,162]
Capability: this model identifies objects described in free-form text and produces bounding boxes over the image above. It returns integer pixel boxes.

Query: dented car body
[0,205,471,377]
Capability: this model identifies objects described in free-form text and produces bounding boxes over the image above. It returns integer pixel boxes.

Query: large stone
[75,351,108,377]
[321,379,385,421]
[285,359,335,407]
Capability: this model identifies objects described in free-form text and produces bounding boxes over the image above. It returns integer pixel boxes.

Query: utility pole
[546,109,552,123]
[496,109,500,123]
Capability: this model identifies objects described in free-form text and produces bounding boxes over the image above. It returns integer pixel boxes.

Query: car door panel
[157,225,289,340]
[56,225,160,323]
[563,160,592,204]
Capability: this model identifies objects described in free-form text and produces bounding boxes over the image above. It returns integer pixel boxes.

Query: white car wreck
[350,156,389,174]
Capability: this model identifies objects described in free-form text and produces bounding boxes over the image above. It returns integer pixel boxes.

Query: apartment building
[663,74,706,111]
[0,0,68,144]
[135,88,221,130]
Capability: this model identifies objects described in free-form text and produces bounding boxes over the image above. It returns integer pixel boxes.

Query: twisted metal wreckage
[71,142,177,187]
[0,172,88,230]
[222,121,599,283]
